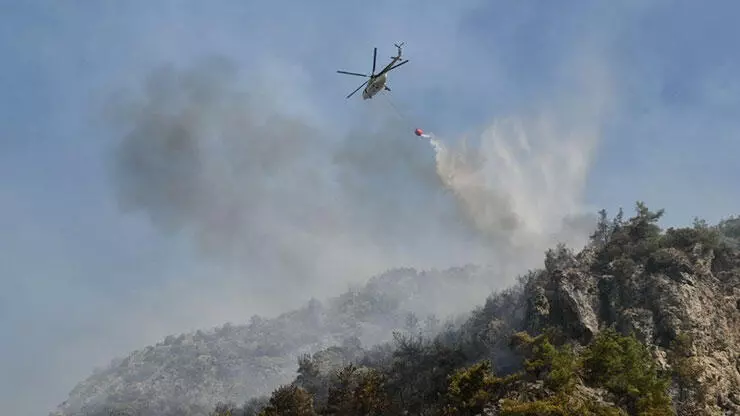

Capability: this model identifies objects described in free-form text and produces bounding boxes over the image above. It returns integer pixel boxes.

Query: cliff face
[523,212,740,414]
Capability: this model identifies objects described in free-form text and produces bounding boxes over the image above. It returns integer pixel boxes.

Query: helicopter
[336,42,409,99]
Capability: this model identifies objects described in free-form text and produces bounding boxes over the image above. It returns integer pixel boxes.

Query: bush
[510,331,579,393]
[610,257,637,279]
[661,225,720,253]
[499,396,627,416]
[582,328,672,415]
[667,333,713,412]
[444,360,511,415]
[258,385,316,416]
[322,364,389,416]
[717,215,740,242]
[242,397,269,416]
[644,248,691,278]
[545,243,576,273]
[210,402,239,416]
[592,202,665,271]
[499,397,571,415]
[350,368,389,415]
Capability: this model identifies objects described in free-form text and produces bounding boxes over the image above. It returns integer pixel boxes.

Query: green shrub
[582,328,672,415]
[258,384,316,416]
[499,397,570,415]
[500,396,627,416]
[444,360,507,416]
[645,248,690,277]
[592,202,666,271]
[717,215,740,241]
[610,257,637,279]
[661,225,720,253]
[510,331,580,393]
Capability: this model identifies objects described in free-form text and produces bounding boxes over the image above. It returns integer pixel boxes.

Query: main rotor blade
[387,59,409,72]
[375,59,408,77]
[374,57,399,77]
[337,70,368,77]
[372,47,377,75]
[346,79,369,99]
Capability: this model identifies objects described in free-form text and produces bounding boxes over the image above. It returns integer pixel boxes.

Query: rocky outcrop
[524,241,740,414]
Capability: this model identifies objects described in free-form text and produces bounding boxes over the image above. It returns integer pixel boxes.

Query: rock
[524,241,740,414]
[532,268,599,344]
[525,285,549,333]
[617,308,655,344]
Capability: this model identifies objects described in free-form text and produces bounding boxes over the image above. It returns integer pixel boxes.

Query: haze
[1,1,739,415]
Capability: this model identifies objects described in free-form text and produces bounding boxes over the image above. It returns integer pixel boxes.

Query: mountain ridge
[51,265,501,416]
[52,204,740,415]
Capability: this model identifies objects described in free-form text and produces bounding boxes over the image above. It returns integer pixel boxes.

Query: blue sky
[1,1,739,414]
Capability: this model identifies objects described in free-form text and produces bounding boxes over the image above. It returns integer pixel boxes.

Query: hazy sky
[1,1,739,414]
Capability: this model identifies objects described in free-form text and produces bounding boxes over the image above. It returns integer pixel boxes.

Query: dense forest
[206,203,740,416]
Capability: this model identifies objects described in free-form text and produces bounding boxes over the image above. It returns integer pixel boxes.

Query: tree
[323,364,358,415]
[612,207,624,233]
[295,354,324,399]
[582,328,672,415]
[210,402,238,416]
[544,243,575,273]
[666,332,714,413]
[444,360,507,415]
[629,201,665,241]
[351,368,389,415]
[592,202,667,270]
[242,397,270,416]
[258,385,316,416]
[321,365,389,416]
[403,312,420,334]
[590,208,611,249]
[510,331,579,393]
[717,215,740,241]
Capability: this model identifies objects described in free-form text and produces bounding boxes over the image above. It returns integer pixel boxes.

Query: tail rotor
[393,42,405,58]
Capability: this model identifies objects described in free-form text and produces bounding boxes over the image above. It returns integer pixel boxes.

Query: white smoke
[427,115,602,265]
[423,50,612,263]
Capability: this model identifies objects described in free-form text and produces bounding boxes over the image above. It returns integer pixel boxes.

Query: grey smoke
[109,54,607,309]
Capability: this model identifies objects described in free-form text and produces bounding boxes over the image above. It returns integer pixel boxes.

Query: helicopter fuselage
[337,43,406,100]
[362,73,387,99]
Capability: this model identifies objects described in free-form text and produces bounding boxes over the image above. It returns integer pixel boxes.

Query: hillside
[50,265,498,416]
[51,203,740,416]
[214,203,740,415]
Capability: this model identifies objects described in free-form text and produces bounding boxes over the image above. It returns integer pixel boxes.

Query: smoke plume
[429,114,599,256]
[109,55,607,310]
